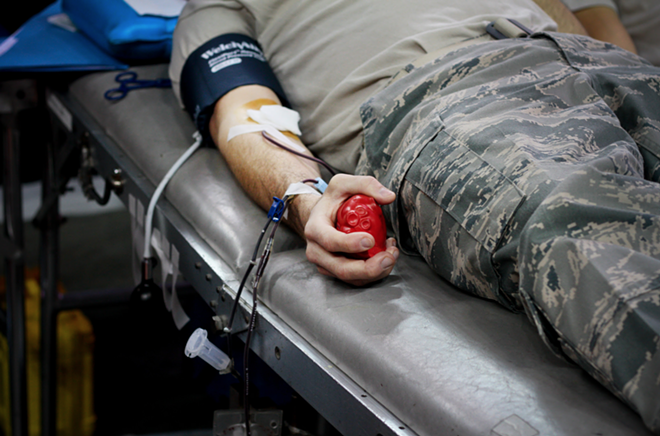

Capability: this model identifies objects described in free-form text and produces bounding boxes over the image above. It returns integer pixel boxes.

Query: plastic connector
[267,197,287,222]
[185,328,231,372]
[313,177,328,194]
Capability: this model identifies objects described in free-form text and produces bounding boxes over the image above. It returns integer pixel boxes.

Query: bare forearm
[208,85,399,285]
[532,0,587,35]
[209,85,321,235]
[574,6,637,53]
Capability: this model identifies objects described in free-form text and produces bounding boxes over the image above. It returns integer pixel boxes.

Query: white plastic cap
[185,328,230,371]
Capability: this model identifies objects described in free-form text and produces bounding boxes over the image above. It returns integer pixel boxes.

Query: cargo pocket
[406,127,525,255]
[364,112,449,255]
[399,123,526,301]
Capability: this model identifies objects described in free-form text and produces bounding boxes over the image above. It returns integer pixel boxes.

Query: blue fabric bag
[61,0,177,60]
[0,1,127,72]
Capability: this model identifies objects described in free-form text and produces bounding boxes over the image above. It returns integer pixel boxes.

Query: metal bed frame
[35,85,414,436]
[2,67,654,436]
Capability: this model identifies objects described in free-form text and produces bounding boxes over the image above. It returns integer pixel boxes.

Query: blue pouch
[61,0,177,60]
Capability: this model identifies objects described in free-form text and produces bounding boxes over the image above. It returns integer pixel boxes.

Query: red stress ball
[336,194,387,259]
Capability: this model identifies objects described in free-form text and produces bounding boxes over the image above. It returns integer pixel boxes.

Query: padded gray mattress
[67,64,653,436]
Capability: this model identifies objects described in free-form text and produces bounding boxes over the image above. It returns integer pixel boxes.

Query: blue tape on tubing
[314,178,328,194]
[180,33,289,139]
[267,197,287,222]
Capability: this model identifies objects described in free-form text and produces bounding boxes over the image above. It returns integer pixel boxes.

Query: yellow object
[0,269,96,436]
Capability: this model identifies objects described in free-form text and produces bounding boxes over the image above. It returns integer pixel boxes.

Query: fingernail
[360,238,373,249]
[379,187,393,197]
[381,257,394,269]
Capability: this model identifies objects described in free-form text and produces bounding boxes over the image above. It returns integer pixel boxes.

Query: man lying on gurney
[170,0,660,432]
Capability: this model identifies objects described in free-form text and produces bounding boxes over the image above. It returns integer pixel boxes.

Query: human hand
[304,174,399,286]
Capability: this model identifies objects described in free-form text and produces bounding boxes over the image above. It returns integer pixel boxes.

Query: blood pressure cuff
[180,33,289,139]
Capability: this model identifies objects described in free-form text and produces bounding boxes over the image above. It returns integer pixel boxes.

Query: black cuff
[180,33,289,139]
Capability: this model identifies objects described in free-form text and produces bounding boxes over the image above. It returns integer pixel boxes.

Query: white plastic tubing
[143,131,203,259]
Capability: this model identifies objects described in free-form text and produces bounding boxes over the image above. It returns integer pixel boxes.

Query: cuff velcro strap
[180,33,289,139]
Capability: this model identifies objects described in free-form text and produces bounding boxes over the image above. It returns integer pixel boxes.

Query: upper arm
[169,0,288,142]
[169,0,256,103]
[572,6,637,53]
[531,0,588,35]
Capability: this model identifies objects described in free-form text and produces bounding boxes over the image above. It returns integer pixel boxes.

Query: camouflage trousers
[357,32,660,432]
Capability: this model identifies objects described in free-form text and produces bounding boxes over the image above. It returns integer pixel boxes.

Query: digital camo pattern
[357,33,660,432]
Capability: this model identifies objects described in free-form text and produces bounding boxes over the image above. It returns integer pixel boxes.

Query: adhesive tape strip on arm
[281,182,322,221]
[227,124,308,154]
[179,33,290,139]
[246,105,301,136]
[285,182,322,197]
[228,102,305,151]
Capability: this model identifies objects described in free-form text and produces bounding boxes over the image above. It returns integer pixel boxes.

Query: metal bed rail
[42,88,415,436]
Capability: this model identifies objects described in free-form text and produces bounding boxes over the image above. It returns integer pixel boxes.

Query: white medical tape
[227,124,308,154]
[227,124,269,142]
[246,105,301,136]
[129,194,136,218]
[279,182,322,221]
[137,199,144,227]
[150,228,167,292]
[285,182,322,197]
[150,228,190,329]
[160,230,171,292]
[169,246,190,330]
[129,194,145,285]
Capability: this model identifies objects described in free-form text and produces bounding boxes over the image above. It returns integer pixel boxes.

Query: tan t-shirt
[170,0,557,173]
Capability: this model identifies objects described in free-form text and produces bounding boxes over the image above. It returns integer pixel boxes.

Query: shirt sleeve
[169,0,256,105]
[561,0,618,14]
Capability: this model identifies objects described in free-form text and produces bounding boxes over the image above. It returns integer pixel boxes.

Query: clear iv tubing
[143,131,203,259]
